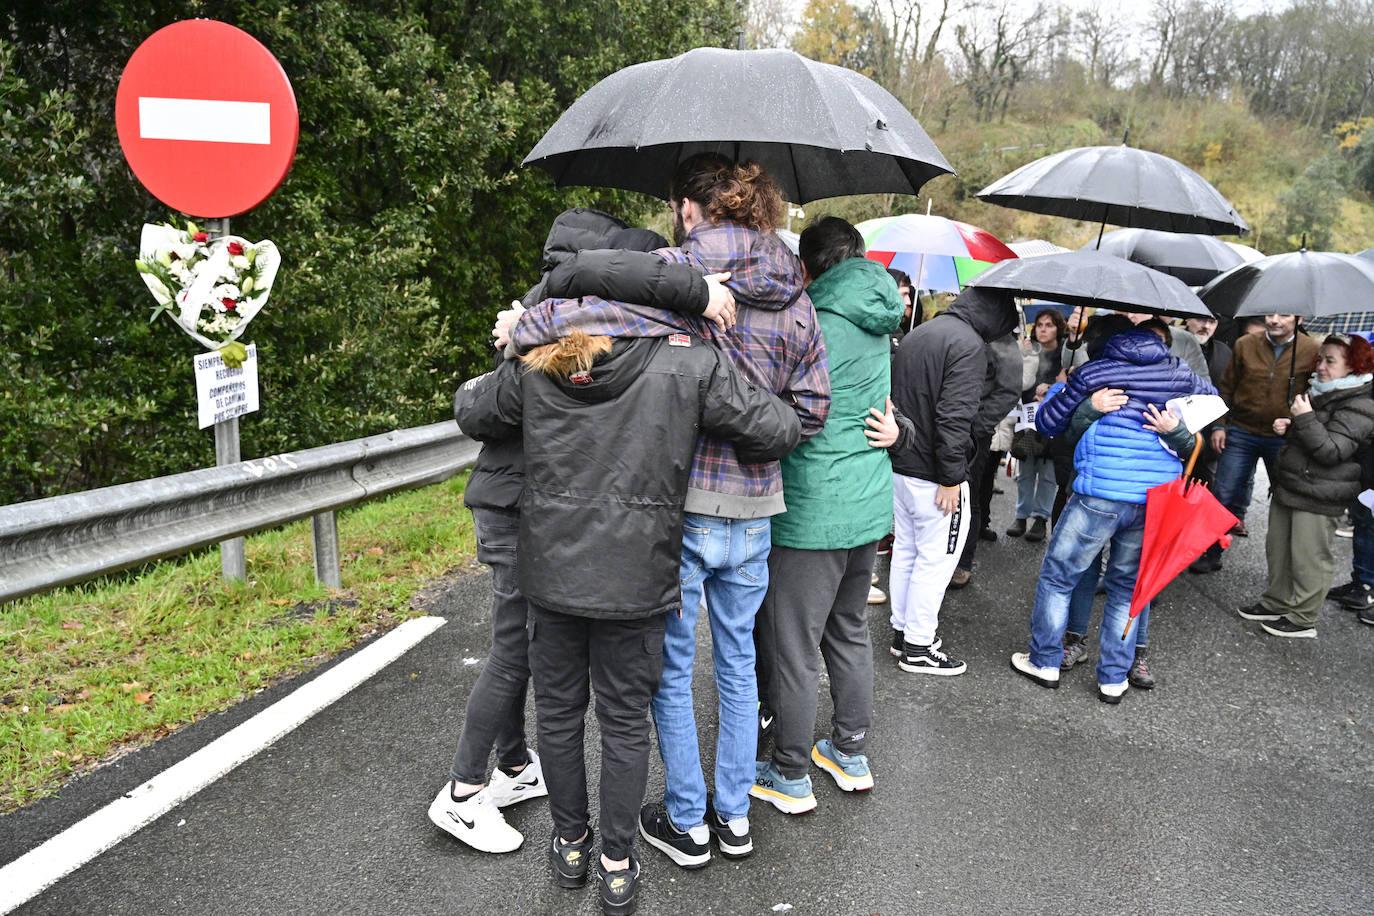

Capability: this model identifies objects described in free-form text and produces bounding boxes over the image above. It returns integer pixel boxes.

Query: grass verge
[0,473,475,813]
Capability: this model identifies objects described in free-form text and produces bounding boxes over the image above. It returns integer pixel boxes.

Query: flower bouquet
[134,221,280,367]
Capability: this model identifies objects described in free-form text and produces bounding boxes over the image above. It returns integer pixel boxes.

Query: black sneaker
[1025,517,1047,542]
[638,802,709,869]
[1006,518,1027,538]
[1127,647,1155,690]
[705,794,753,859]
[1189,549,1223,574]
[595,856,641,916]
[1238,603,1281,621]
[898,638,967,676]
[1359,606,1374,626]
[1336,582,1374,611]
[978,526,997,543]
[1260,616,1316,639]
[549,825,594,889]
[1328,579,1362,603]
[889,628,904,658]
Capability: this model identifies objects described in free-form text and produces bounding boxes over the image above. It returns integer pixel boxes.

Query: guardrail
[0,422,481,604]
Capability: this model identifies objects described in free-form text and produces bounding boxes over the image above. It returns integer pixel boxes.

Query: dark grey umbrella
[1200,249,1374,397]
[977,144,1249,237]
[1084,228,1245,286]
[523,47,953,203]
[968,251,1212,319]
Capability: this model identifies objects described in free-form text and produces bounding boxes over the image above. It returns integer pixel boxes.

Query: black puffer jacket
[1274,380,1374,516]
[463,210,706,512]
[890,287,1020,486]
[456,334,800,619]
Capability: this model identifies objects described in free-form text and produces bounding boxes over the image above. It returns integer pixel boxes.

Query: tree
[746,0,796,48]
[792,0,880,74]
[953,2,1068,122]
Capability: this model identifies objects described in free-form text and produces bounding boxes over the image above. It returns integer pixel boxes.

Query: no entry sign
[115,20,299,218]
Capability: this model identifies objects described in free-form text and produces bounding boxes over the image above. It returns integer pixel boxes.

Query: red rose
[222,298,237,311]
[193,232,209,243]
[226,241,244,256]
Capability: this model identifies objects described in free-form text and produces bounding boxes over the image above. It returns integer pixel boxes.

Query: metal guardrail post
[311,511,342,588]
[214,415,247,582]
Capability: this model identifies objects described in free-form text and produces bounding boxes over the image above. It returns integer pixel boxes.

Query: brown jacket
[1218,332,1320,435]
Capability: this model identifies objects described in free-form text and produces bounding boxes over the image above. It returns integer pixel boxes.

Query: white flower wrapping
[136,223,280,350]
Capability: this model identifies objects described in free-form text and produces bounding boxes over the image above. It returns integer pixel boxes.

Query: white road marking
[0,615,447,914]
[138,97,271,144]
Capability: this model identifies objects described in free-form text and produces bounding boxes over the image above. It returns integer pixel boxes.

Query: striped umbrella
[857,214,1017,294]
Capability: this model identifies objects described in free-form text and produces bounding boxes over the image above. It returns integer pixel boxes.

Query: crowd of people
[424,156,1372,916]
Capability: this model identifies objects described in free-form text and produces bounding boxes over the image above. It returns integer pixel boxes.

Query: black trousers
[448,508,531,784]
[527,604,666,861]
[958,432,994,571]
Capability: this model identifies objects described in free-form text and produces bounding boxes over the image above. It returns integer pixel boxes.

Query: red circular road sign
[115,20,299,218]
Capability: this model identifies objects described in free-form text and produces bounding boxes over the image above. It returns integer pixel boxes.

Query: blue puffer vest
[1037,330,1216,505]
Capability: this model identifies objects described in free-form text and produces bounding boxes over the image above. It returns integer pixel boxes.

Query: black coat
[456,335,800,619]
[462,210,706,512]
[1275,381,1374,517]
[889,288,1020,486]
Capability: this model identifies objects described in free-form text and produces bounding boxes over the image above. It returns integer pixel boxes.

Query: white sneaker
[486,750,549,809]
[867,586,887,605]
[1098,680,1129,705]
[428,784,523,853]
[1010,651,1060,688]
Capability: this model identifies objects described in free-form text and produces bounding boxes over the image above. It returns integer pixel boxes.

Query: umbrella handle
[1121,615,1136,640]
[1182,433,1203,480]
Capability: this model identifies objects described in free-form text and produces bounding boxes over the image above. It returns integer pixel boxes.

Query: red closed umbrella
[1124,436,1238,637]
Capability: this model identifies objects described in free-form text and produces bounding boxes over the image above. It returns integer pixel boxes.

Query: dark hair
[1323,334,1374,375]
[1033,309,1068,342]
[1084,314,1136,360]
[799,216,864,279]
[1136,317,1173,346]
[670,153,785,232]
[887,268,912,290]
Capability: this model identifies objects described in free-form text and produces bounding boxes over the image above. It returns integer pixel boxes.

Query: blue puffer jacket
[1037,330,1216,504]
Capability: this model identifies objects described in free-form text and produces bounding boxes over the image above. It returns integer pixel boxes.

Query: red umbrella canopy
[950,220,1017,262]
[1126,477,1237,633]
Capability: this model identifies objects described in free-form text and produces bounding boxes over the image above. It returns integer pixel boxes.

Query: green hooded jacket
[772,257,903,549]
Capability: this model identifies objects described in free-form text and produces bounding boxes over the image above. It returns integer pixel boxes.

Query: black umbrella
[1199,249,1374,397]
[977,144,1249,239]
[1084,228,1245,286]
[523,47,953,203]
[968,251,1213,319]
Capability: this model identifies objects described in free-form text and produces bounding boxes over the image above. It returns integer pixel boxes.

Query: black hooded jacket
[462,209,708,512]
[456,334,800,619]
[889,287,1020,486]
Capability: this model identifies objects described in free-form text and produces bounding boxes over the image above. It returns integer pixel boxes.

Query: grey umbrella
[977,144,1249,238]
[523,47,953,203]
[1085,228,1245,286]
[968,251,1213,319]
[1199,249,1374,397]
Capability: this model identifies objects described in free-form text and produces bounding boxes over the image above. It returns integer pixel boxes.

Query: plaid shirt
[1302,313,1374,336]
[512,222,830,516]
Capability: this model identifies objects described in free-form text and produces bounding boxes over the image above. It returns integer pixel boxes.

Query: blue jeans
[1212,426,1284,519]
[652,514,771,827]
[1016,455,1057,520]
[1352,500,1374,587]
[1067,549,1150,648]
[1029,494,1145,685]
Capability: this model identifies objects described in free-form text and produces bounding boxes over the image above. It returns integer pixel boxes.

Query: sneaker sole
[888,646,903,659]
[811,746,874,792]
[490,781,550,809]
[1259,622,1317,639]
[636,821,711,869]
[1009,657,1060,689]
[866,596,888,605]
[1097,690,1126,705]
[897,659,967,676]
[714,839,754,859]
[1238,609,1282,621]
[427,800,524,854]
[598,887,638,916]
[748,784,817,815]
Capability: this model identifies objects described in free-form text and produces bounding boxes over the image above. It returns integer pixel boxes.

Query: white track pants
[889,474,970,645]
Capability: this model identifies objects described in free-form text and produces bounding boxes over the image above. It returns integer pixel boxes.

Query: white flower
[170,262,194,286]
[173,242,197,261]
[212,283,241,301]
[231,255,250,270]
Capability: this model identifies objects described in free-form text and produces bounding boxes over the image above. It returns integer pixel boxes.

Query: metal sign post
[213,216,246,583]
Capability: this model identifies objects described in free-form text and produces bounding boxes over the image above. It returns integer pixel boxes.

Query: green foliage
[0,1,737,505]
[1277,154,1352,251]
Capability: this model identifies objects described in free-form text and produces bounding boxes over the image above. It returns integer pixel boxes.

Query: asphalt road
[5,477,1373,916]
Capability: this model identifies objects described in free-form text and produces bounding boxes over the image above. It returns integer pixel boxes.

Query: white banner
[194,345,260,429]
[1014,401,1038,432]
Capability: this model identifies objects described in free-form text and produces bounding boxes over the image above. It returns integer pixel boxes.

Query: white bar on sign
[138,97,271,144]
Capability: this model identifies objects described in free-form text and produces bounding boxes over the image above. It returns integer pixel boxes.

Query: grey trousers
[756,543,877,779]
[1260,500,1337,628]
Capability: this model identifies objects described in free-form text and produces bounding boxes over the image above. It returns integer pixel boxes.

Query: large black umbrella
[1200,249,1374,397]
[977,144,1249,238]
[523,47,953,203]
[968,251,1212,319]
[1084,228,1245,286]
